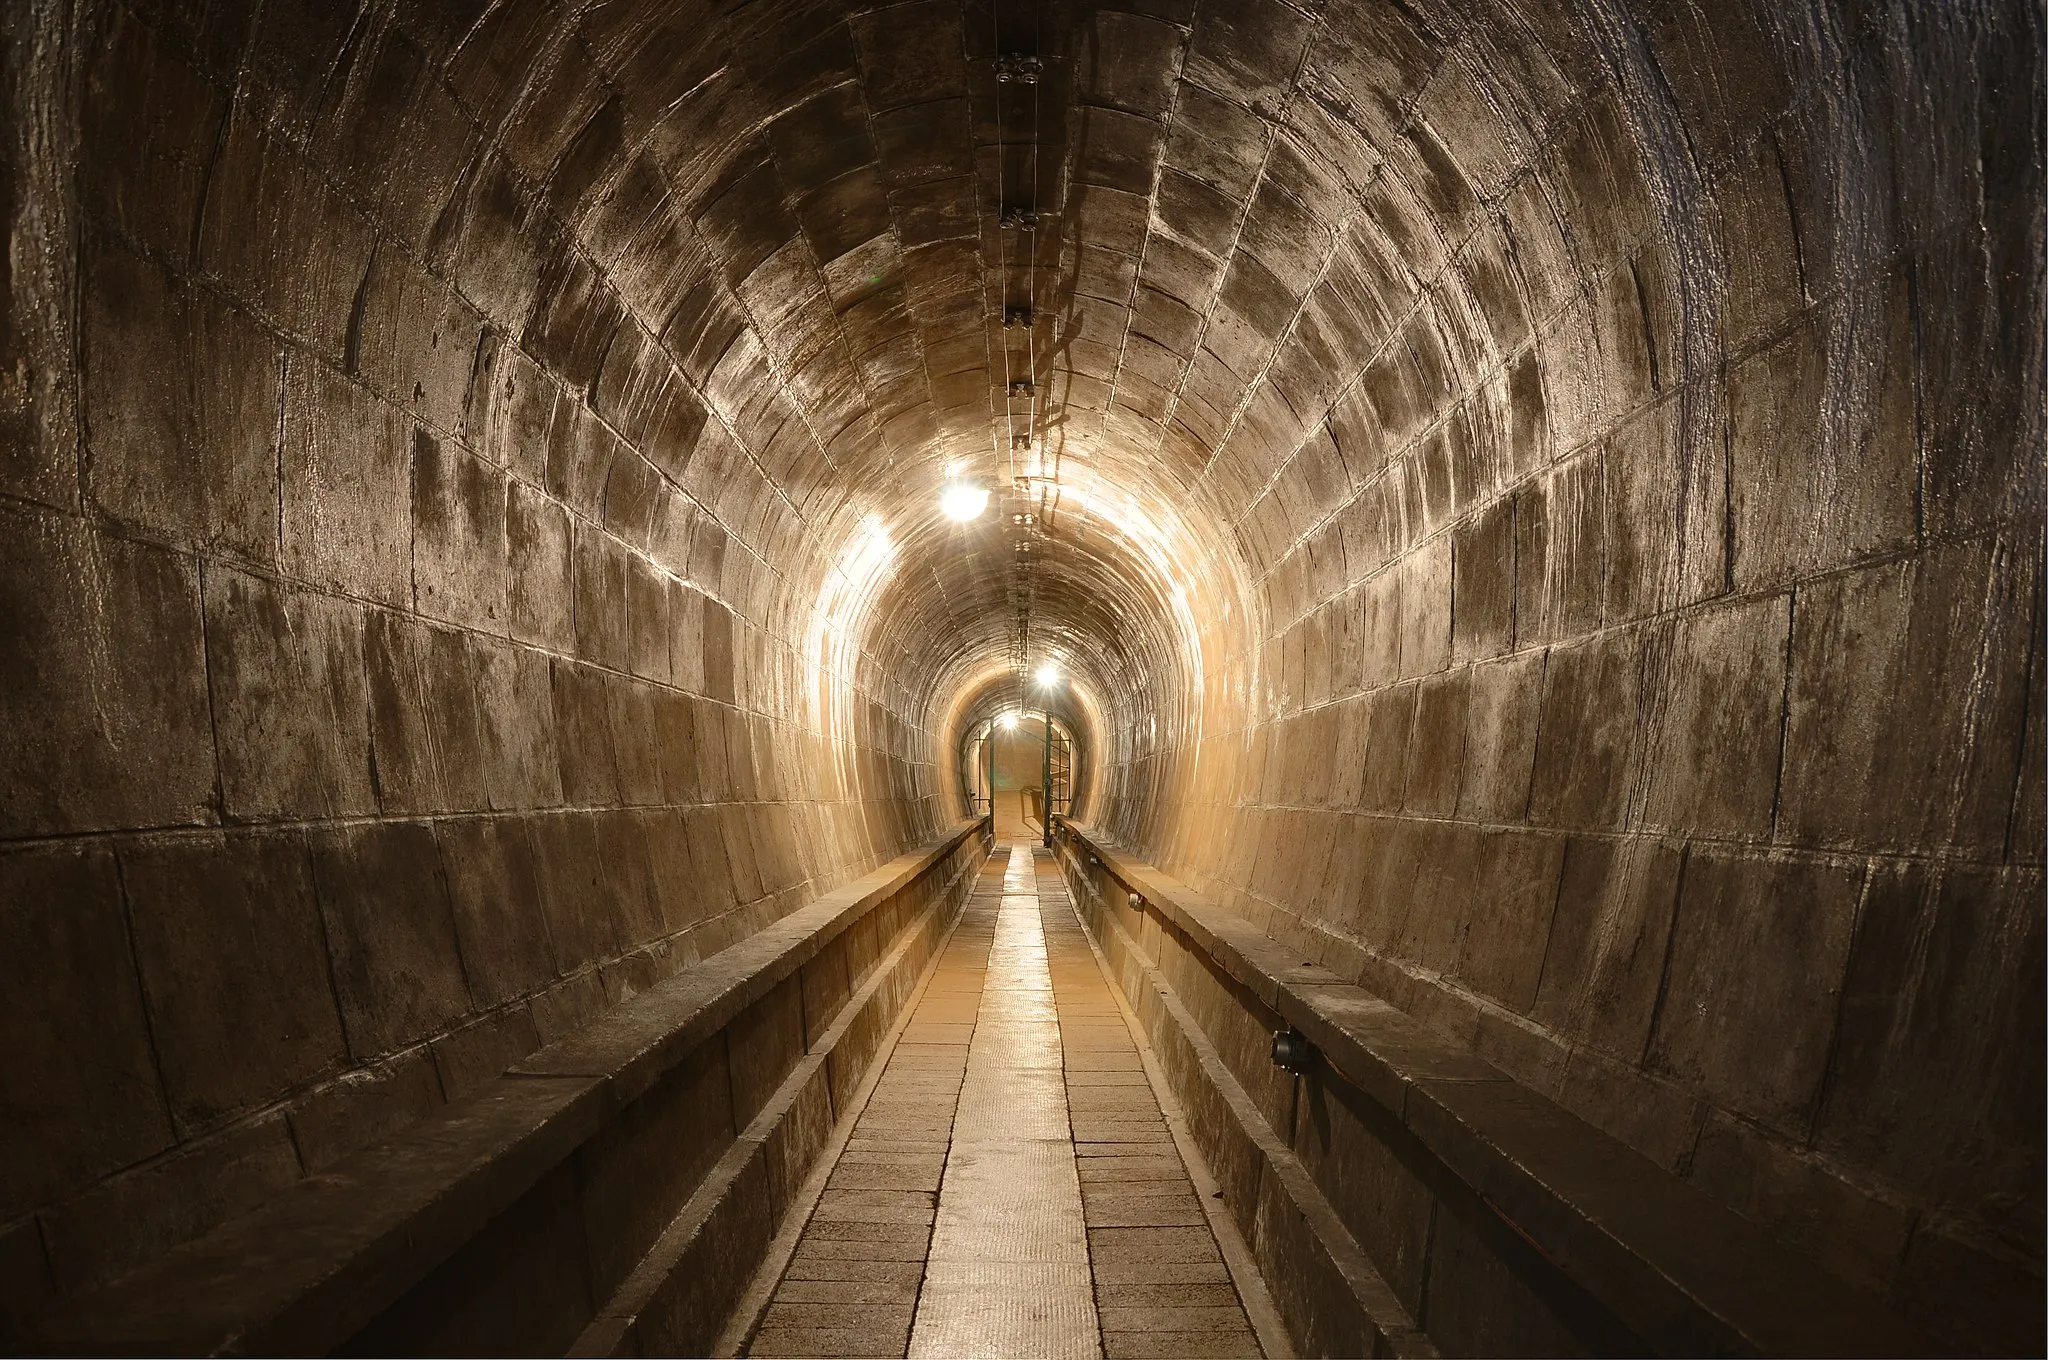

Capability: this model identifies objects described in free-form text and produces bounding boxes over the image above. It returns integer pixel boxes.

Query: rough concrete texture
[31,824,985,1355]
[1059,824,1950,1357]
[0,0,2039,1350]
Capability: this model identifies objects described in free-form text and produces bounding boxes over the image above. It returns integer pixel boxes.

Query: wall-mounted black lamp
[1270,1028,1315,1074]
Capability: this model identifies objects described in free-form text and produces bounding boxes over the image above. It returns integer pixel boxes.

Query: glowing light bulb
[940,481,989,521]
[1035,662,1059,687]
[1000,712,1019,730]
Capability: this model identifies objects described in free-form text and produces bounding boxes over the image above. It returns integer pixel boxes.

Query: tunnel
[0,0,2040,1353]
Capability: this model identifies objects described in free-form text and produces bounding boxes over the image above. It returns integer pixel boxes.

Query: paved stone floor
[747,844,1269,1359]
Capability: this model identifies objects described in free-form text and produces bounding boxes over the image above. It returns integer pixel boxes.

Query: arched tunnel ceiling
[425,0,1644,743]
[82,0,2031,802]
[4,0,2040,1337]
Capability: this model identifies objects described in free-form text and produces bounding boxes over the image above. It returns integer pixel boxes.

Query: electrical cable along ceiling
[425,0,2038,882]
[686,1,2045,1318]
[754,0,1267,811]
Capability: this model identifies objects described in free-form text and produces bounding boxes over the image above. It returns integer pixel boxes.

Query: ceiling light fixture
[994,53,1043,84]
[1001,712,1020,730]
[940,480,989,521]
[1036,662,1059,687]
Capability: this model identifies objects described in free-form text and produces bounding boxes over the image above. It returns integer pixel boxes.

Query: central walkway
[743,844,1272,1359]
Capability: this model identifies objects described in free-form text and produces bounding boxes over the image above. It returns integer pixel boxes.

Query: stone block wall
[1057,828,1953,1355]
[1084,0,2044,1342]
[23,823,987,1354]
[0,0,2036,1345]
[0,0,941,1329]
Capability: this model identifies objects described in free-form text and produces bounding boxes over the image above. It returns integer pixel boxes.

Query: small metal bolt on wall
[1127,892,1142,909]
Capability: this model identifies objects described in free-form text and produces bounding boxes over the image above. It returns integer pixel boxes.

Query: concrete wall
[1057,827,1965,1356]
[1085,0,2044,1339]
[991,722,1047,791]
[27,823,989,1354]
[0,0,2036,1344]
[0,0,943,1326]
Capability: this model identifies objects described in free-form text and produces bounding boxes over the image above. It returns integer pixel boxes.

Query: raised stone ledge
[30,818,988,1356]
[1056,821,1943,1359]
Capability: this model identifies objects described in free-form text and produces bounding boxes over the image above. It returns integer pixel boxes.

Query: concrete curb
[1055,821,1940,1358]
[32,820,991,1355]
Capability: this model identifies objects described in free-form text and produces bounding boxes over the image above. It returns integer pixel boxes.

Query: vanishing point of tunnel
[0,0,2041,1354]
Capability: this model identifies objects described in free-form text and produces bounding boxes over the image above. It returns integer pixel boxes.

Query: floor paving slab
[827,1162,946,1192]
[1101,1330,1264,1359]
[741,844,1277,1359]
[779,1257,929,1285]
[774,1278,922,1305]
[1076,1156,1191,1182]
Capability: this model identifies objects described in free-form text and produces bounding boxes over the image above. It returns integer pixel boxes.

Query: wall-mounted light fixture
[1000,712,1020,731]
[994,52,1043,83]
[1270,1029,1316,1074]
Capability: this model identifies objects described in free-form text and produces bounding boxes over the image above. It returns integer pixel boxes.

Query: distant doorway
[962,713,1080,841]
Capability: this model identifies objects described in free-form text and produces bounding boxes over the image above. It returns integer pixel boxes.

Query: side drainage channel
[1051,874,1296,1360]
[716,860,998,1357]
[724,845,1293,1360]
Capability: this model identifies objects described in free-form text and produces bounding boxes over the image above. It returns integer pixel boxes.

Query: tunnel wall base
[28,820,993,1356]
[1053,823,1977,1358]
